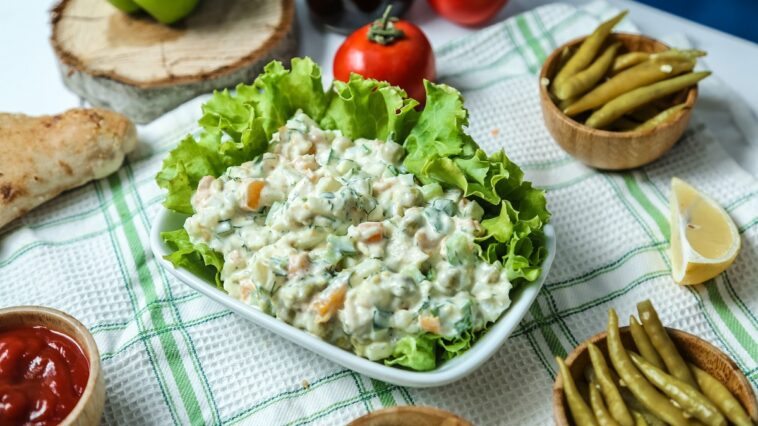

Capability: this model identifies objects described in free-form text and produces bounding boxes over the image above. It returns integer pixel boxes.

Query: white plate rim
[150,208,556,387]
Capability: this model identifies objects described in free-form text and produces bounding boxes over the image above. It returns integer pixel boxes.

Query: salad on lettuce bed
[156,58,550,371]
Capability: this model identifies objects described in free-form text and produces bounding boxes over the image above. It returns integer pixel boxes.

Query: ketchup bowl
[0,306,104,426]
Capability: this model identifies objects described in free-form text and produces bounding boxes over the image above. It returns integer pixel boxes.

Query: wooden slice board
[51,0,297,123]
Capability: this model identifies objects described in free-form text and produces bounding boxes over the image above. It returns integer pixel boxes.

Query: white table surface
[2,0,757,173]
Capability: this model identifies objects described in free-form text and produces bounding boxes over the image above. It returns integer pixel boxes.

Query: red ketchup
[0,326,89,426]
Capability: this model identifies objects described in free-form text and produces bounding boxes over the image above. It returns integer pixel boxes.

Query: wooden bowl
[0,306,105,426]
[348,406,473,426]
[552,327,758,426]
[539,33,698,170]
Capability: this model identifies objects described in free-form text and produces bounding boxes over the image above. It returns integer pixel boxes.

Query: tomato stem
[367,5,405,46]
[379,5,393,26]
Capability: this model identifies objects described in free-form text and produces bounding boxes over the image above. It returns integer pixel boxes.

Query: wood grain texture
[51,0,297,123]
[552,327,758,426]
[539,33,698,170]
[348,406,473,426]
[0,306,105,426]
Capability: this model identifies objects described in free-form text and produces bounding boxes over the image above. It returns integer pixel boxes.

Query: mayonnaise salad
[185,111,513,361]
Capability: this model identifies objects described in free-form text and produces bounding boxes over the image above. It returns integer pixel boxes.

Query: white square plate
[150,208,556,387]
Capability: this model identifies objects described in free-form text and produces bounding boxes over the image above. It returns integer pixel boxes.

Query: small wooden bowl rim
[552,326,758,426]
[347,405,474,426]
[0,306,103,426]
[539,32,699,137]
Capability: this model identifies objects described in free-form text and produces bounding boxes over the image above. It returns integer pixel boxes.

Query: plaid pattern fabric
[1,2,756,425]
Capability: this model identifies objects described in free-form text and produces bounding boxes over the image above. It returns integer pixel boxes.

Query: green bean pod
[650,49,707,61]
[557,46,574,70]
[607,309,690,426]
[612,49,704,76]
[590,379,622,426]
[602,369,667,426]
[632,411,649,426]
[628,315,666,369]
[552,10,628,95]
[557,356,599,426]
[612,52,650,73]
[585,71,710,128]
[691,365,754,426]
[636,300,699,389]
[555,43,622,100]
[564,58,695,116]
[588,343,635,426]
[618,388,666,426]
[635,103,689,131]
[558,96,579,111]
[629,352,726,426]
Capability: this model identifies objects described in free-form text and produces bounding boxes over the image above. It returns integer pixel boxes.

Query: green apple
[133,0,200,24]
[107,0,141,13]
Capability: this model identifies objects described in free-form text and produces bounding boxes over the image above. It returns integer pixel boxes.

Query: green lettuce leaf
[155,134,226,214]
[321,73,419,142]
[156,59,328,214]
[156,58,551,371]
[403,80,550,284]
[439,329,484,361]
[237,58,328,138]
[161,229,224,288]
[384,335,437,371]
[383,328,488,368]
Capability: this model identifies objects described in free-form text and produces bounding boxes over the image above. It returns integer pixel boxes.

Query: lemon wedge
[670,177,740,285]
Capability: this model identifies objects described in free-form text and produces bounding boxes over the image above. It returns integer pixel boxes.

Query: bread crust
[0,108,137,229]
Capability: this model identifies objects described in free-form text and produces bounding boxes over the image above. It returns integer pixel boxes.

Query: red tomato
[333,10,436,103]
[428,0,508,26]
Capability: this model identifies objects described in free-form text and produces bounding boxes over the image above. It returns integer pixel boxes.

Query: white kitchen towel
[658,32,758,177]
[1,1,756,425]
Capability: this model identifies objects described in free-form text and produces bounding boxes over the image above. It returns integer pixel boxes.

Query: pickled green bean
[557,356,599,426]
[590,378,622,426]
[611,49,705,76]
[618,387,666,426]
[588,343,634,426]
[630,352,726,426]
[552,10,628,95]
[559,96,579,111]
[628,316,665,369]
[564,59,695,116]
[636,300,699,389]
[650,49,707,61]
[632,411,649,426]
[607,309,690,426]
[556,43,621,100]
[557,46,574,70]
[691,365,754,426]
[612,52,649,73]
[634,103,689,131]
[585,71,709,128]
[590,365,666,426]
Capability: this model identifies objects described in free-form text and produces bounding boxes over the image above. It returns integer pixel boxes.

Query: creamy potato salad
[185,111,513,361]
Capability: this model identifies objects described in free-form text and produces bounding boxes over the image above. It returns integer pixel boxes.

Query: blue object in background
[636,0,758,43]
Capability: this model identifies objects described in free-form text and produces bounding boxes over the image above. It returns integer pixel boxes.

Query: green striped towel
[1,1,756,425]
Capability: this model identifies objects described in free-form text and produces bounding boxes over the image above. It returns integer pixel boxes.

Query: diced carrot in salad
[357,222,384,243]
[312,283,348,323]
[245,180,265,210]
[419,314,442,334]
